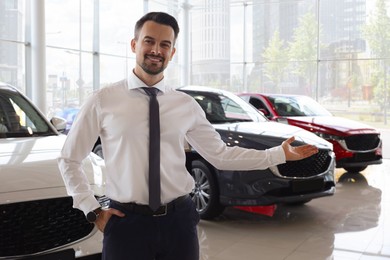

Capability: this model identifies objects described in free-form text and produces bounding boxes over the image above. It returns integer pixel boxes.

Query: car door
[246,96,274,119]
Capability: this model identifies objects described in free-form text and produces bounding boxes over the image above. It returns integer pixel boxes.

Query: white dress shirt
[58,71,286,215]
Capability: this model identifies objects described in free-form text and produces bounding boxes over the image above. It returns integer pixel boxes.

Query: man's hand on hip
[95,208,126,233]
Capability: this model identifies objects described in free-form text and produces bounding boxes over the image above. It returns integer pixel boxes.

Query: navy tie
[142,87,161,211]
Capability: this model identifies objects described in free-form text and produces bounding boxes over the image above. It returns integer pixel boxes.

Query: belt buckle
[153,205,167,217]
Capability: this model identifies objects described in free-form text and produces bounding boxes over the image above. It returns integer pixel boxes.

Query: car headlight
[315,132,348,150]
[315,132,342,141]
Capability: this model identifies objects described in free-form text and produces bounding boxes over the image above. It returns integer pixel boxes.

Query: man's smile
[146,54,164,63]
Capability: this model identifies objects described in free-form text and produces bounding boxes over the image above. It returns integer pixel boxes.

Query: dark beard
[139,56,166,75]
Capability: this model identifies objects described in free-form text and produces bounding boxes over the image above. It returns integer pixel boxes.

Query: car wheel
[93,144,104,159]
[344,166,367,173]
[190,160,225,220]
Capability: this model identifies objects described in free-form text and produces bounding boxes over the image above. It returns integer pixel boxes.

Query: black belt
[110,194,190,217]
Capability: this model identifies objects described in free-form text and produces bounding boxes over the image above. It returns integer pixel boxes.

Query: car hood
[286,116,380,135]
[213,121,332,149]
[0,135,105,196]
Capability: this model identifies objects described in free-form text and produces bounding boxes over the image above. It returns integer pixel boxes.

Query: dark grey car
[179,86,336,219]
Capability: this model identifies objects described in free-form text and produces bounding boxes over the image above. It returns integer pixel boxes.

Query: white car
[0,82,105,259]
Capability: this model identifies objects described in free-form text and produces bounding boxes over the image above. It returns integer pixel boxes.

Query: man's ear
[131,39,136,53]
[169,47,176,61]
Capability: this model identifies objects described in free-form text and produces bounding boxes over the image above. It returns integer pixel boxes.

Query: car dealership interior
[1,0,390,259]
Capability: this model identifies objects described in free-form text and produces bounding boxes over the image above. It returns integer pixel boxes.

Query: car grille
[277,149,331,178]
[0,197,94,258]
[344,134,381,151]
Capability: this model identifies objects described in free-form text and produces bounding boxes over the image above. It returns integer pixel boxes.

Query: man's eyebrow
[143,36,155,41]
[143,36,172,45]
[161,40,172,46]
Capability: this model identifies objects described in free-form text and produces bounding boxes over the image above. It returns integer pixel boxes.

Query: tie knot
[142,87,159,97]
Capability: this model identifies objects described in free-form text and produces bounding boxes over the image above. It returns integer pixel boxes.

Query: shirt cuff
[269,145,286,165]
[77,195,102,216]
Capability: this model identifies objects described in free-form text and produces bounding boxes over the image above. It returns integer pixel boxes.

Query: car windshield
[267,95,332,116]
[182,90,267,124]
[0,88,55,138]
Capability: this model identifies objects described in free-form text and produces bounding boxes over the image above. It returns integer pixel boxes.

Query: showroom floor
[198,159,390,260]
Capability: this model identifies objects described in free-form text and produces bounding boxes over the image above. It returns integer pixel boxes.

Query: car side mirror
[276,117,288,124]
[258,108,269,116]
[50,116,67,132]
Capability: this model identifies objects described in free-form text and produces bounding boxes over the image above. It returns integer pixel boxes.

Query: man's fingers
[95,208,125,233]
[106,208,125,217]
[283,136,319,161]
[297,144,318,157]
[284,136,295,145]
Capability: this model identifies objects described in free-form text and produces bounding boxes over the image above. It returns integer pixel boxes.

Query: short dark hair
[134,12,180,44]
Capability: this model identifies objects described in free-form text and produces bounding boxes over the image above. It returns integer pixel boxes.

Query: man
[58,12,318,260]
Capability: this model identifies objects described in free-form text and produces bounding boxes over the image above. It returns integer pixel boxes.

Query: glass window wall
[0,0,389,126]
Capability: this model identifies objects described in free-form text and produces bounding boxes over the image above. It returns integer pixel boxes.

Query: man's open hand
[282,136,318,161]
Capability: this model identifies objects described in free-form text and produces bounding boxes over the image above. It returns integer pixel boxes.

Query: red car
[238,93,382,173]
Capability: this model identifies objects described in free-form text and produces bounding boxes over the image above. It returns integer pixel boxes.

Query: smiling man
[58,12,318,260]
[132,20,176,80]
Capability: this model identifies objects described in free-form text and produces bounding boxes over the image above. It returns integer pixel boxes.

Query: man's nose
[150,44,161,55]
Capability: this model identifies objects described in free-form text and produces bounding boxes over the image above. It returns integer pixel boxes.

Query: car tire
[190,160,225,220]
[93,144,104,159]
[344,166,367,173]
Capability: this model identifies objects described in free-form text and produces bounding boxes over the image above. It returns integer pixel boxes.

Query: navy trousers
[102,196,200,260]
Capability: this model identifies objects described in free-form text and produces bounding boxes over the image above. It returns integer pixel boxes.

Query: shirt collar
[127,70,168,93]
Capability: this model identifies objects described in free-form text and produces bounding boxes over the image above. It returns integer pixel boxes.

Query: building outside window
[0,0,389,126]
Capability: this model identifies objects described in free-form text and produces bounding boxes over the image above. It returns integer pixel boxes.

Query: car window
[268,95,331,116]
[275,99,304,116]
[296,96,332,116]
[0,89,55,138]
[221,97,252,121]
[248,97,271,116]
[182,90,267,124]
[190,94,228,123]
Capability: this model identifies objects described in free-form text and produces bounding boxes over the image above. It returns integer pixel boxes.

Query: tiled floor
[198,159,390,260]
